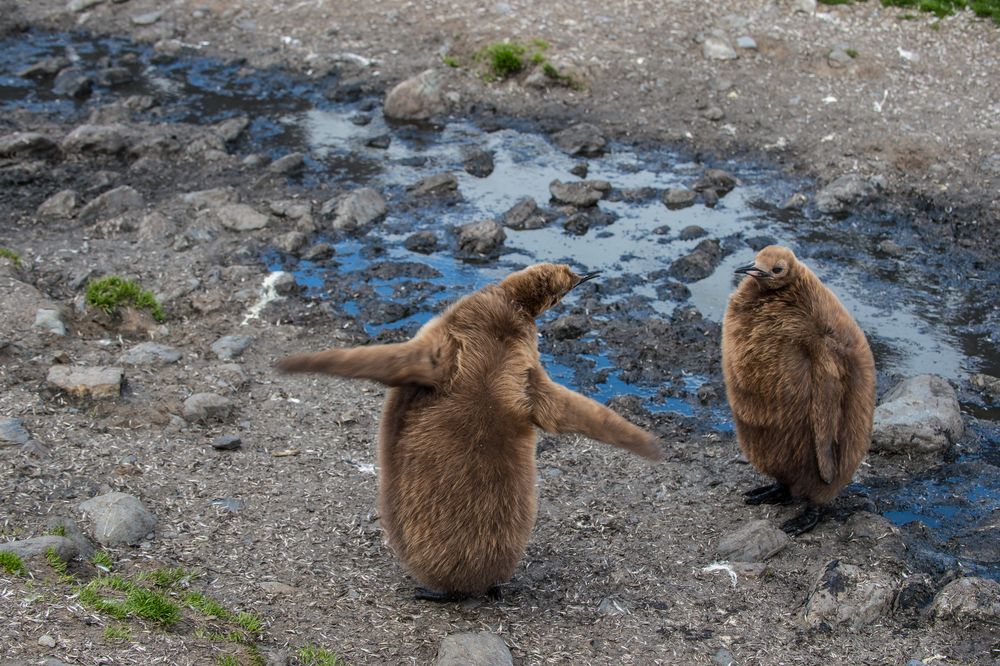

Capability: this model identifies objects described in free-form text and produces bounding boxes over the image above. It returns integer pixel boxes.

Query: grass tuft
[0,247,22,268]
[481,41,527,79]
[45,547,73,581]
[103,623,131,642]
[0,550,27,576]
[441,55,459,68]
[85,275,165,322]
[185,591,229,619]
[91,550,114,573]
[297,645,343,666]
[77,576,180,626]
[216,656,239,666]
[880,0,1000,23]
[47,525,67,537]
[235,611,264,634]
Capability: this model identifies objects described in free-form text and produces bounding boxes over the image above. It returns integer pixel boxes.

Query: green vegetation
[77,575,180,626]
[103,623,132,642]
[45,547,74,582]
[47,525,67,537]
[441,55,459,68]
[235,611,264,634]
[846,47,860,57]
[146,566,195,588]
[185,591,229,619]
[85,275,165,322]
[91,550,114,572]
[481,41,527,79]
[0,550,27,576]
[819,0,1000,24]
[216,655,240,666]
[0,247,22,268]
[297,645,343,666]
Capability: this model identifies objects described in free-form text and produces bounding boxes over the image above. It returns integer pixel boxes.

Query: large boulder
[803,560,896,628]
[79,492,157,546]
[871,375,964,454]
[384,69,446,120]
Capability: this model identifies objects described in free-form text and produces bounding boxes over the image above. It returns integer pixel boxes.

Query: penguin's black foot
[781,505,822,536]
[486,585,502,601]
[743,483,791,505]
[414,587,468,603]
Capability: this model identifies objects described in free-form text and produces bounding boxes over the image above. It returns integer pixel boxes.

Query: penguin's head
[734,245,797,289]
[502,263,601,317]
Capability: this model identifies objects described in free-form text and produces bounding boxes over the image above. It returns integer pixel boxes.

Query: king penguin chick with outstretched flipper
[721,245,875,535]
[277,263,663,601]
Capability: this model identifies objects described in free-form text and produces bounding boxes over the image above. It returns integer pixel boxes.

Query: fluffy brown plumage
[721,246,875,534]
[277,263,662,599]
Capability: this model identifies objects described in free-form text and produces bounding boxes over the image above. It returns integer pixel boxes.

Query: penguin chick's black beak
[734,263,771,279]
[574,270,602,287]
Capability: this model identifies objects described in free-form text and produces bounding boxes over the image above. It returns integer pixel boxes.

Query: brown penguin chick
[277,263,663,600]
[721,245,875,535]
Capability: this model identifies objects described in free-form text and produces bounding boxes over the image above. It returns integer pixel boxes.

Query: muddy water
[2,31,998,578]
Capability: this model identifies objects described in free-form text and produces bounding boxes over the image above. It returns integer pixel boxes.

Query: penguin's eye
[773,266,784,274]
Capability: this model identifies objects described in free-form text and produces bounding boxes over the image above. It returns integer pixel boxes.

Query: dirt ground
[1,1,999,665]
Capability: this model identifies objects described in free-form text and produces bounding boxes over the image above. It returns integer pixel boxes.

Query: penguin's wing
[809,341,846,484]
[528,365,663,461]
[276,338,447,388]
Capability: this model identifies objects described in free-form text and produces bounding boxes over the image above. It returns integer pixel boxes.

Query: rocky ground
[1,1,1000,665]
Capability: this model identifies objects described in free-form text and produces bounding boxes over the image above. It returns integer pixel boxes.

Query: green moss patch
[0,550,27,576]
[85,275,165,322]
[0,247,22,268]
[297,645,344,666]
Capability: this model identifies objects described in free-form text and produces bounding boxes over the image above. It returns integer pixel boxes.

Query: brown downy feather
[721,246,875,505]
[277,263,662,598]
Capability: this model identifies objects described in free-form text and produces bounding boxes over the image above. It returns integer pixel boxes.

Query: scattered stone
[717,519,791,562]
[597,596,630,616]
[0,418,31,446]
[62,124,129,155]
[713,648,736,666]
[182,187,239,210]
[33,309,66,336]
[794,0,817,12]
[546,315,589,340]
[463,147,495,178]
[407,173,459,197]
[329,188,387,232]
[436,632,513,666]
[736,36,757,50]
[38,634,57,648]
[701,188,720,207]
[119,342,182,365]
[365,134,391,149]
[551,123,607,157]
[47,365,123,400]
[17,56,71,78]
[663,187,697,209]
[211,335,254,360]
[214,116,249,143]
[779,192,808,210]
[814,173,882,215]
[0,132,61,159]
[53,68,93,98]
[877,239,906,257]
[894,574,936,612]
[350,113,372,126]
[871,374,964,454]
[79,492,157,546]
[971,373,1000,403]
[216,203,270,231]
[404,231,438,254]
[570,162,589,178]
[828,45,854,68]
[182,392,234,422]
[302,243,334,261]
[694,169,737,196]
[930,577,1000,624]
[212,434,242,451]
[275,231,308,254]
[696,384,719,404]
[138,211,177,240]
[549,179,610,207]
[68,0,105,11]
[0,535,79,562]
[679,225,708,241]
[268,152,305,174]
[37,189,78,218]
[669,239,724,282]
[562,209,616,236]
[131,9,165,25]
[803,560,896,628]
[702,106,725,121]
[384,69,446,120]
[703,33,738,60]
[78,185,144,224]
[457,219,505,256]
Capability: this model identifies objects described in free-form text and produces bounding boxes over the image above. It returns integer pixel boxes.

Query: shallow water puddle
[2,30,998,577]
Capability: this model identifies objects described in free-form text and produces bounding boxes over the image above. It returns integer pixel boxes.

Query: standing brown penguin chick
[277,263,662,600]
[721,246,875,535]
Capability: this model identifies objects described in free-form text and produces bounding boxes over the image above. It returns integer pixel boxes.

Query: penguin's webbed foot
[414,587,469,603]
[742,482,791,505]
[781,505,822,536]
[486,585,502,601]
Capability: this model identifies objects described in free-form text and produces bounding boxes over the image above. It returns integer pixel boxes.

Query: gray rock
[138,211,177,241]
[971,373,1000,403]
[717,519,791,562]
[546,315,589,340]
[877,239,906,257]
[33,309,66,336]
[18,56,71,78]
[669,239,724,282]
[182,187,239,210]
[119,342,182,365]
[0,132,61,159]
[702,106,725,121]
[268,152,305,174]
[736,36,757,50]
[275,231,309,254]
[330,188,387,232]
[68,0,105,11]
[211,335,254,360]
[0,418,31,446]
[930,577,1000,623]
[694,169,738,195]
[463,147,494,178]
[407,173,459,197]
[502,197,546,230]
[365,134,391,149]
[384,69,446,120]
[803,560,896,628]
[828,44,855,68]
[216,203,269,231]
[703,33,738,60]
[302,243,334,261]
[62,124,129,155]
[457,219,506,256]
[779,193,808,210]
[814,174,881,215]
[713,649,736,666]
[47,365,123,400]
[549,179,610,207]
[871,375,964,454]
[214,116,249,143]
[79,492,157,546]
[404,231,438,254]
[37,189,79,218]
[663,187,697,209]
[0,536,79,562]
[679,225,708,241]
[37,634,57,648]
[597,596,630,616]
[436,632,512,666]
[53,68,92,98]
[212,434,242,451]
[183,392,234,422]
[131,9,165,25]
[793,0,817,12]
[551,123,607,157]
[269,200,312,220]
[78,185,144,224]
